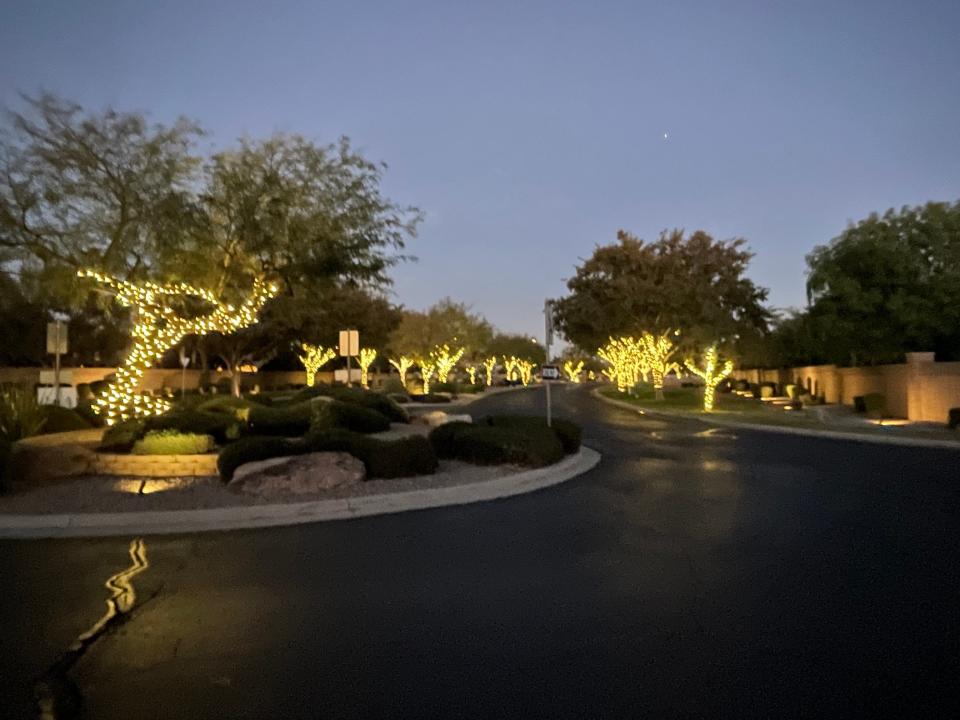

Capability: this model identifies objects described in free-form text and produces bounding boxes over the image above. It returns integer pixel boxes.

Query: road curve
[2,384,958,718]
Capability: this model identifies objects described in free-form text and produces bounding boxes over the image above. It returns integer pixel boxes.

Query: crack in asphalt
[33,538,156,720]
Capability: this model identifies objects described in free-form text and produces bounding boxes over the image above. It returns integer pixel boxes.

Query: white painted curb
[593,389,960,451]
[0,447,600,539]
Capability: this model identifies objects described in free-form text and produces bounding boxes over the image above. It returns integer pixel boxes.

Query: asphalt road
[2,384,959,719]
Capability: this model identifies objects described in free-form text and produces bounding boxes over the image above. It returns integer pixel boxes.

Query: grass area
[599,385,960,442]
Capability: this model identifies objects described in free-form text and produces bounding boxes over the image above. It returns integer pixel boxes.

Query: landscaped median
[593,384,960,449]
[0,387,598,538]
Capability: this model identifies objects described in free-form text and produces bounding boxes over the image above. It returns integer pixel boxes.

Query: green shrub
[74,401,105,427]
[215,378,233,394]
[863,393,886,418]
[379,377,408,395]
[0,435,11,494]
[387,392,411,404]
[948,408,960,430]
[89,379,109,397]
[410,393,451,404]
[293,385,409,422]
[217,436,300,482]
[0,384,47,441]
[474,414,582,454]
[133,430,215,455]
[145,410,240,444]
[99,419,146,453]
[218,428,438,482]
[429,421,564,467]
[432,381,461,396]
[246,402,313,437]
[311,400,391,434]
[38,405,92,434]
[734,379,750,392]
[245,393,274,406]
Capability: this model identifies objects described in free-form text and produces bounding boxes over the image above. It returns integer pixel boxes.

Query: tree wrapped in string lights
[516,359,535,386]
[299,343,336,387]
[684,345,734,412]
[502,356,521,383]
[358,347,378,389]
[483,356,497,386]
[77,270,277,424]
[563,360,584,383]
[430,344,464,384]
[389,356,413,390]
[640,331,680,400]
[418,358,437,395]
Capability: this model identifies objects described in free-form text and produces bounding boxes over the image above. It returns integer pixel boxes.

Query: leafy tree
[802,201,960,364]
[485,333,546,364]
[388,298,493,359]
[0,93,201,301]
[554,229,770,353]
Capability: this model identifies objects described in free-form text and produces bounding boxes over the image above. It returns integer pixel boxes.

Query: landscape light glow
[483,356,497,386]
[358,347,377,389]
[430,344,465,384]
[684,344,734,412]
[419,359,437,395]
[563,360,584,383]
[389,356,414,390]
[78,270,276,424]
[299,343,336,387]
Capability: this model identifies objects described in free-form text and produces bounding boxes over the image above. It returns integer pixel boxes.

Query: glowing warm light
[358,347,377,389]
[517,359,535,386]
[389,356,414,390]
[418,359,437,395]
[467,366,477,385]
[587,370,596,381]
[483,356,497,386]
[299,343,336,387]
[640,331,680,397]
[502,356,520,382]
[597,336,649,392]
[430,344,465,384]
[563,360,584,383]
[78,270,276,424]
[684,344,734,412]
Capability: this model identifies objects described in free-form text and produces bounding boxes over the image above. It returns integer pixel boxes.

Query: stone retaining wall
[93,453,219,477]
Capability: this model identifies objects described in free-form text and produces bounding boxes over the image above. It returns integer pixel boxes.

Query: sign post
[544,299,554,427]
[339,329,360,386]
[179,345,191,396]
[47,319,68,407]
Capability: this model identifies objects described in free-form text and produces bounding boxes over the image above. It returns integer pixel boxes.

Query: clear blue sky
[2,0,959,338]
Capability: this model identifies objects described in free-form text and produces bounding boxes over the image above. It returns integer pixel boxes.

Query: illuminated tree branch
[389,356,413,390]
[684,344,734,412]
[358,347,377,389]
[299,343,336,387]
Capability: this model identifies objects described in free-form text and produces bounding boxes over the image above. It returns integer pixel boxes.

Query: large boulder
[229,451,365,498]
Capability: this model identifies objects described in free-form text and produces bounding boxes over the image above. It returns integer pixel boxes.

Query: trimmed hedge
[246,402,313,437]
[99,419,146,453]
[133,430,215,455]
[217,428,437,482]
[145,409,241,444]
[948,408,959,430]
[409,393,451,404]
[38,405,93,434]
[292,385,409,422]
[429,421,564,468]
[311,400,391,434]
[475,415,582,454]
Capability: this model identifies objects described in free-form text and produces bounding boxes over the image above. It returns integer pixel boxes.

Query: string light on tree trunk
[502,356,520,383]
[299,343,336,387]
[430,344,464,384]
[563,360,584,383]
[358,347,377,389]
[77,269,277,424]
[389,356,413,390]
[483,356,497,386]
[684,344,734,412]
[418,359,437,395]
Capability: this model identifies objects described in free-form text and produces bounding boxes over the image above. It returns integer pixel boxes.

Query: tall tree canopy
[554,229,770,353]
[388,298,493,359]
[0,94,420,375]
[798,201,960,365]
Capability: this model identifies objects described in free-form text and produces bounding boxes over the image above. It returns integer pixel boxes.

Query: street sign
[46,321,68,354]
[338,329,359,357]
[541,365,561,380]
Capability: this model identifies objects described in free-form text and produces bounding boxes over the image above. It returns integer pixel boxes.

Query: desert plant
[311,400,391,434]
[0,384,47,441]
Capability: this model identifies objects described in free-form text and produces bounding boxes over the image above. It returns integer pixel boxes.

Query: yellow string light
[389,356,413,391]
[418,359,436,395]
[502,356,520,382]
[563,360,584,383]
[77,269,277,424]
[684,344,734,412]
[516,359,535,386]
[430,344,464,384]
[483,356,497,386]
[467,367,477,385]
[358,347,377,389]
[299,343,336,387]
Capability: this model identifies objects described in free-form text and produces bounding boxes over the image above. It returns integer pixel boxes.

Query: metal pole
[544,300,552,427]
[53,320,62,407]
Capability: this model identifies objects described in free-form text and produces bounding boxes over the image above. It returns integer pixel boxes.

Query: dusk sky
[2,0,958,339]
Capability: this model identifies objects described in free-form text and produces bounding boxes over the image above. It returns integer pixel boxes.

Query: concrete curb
[592,388,960,451]
[0,447,601,539]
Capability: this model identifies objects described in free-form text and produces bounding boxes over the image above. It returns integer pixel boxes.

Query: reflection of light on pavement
[693,428,738,439]
[72,538,150,649]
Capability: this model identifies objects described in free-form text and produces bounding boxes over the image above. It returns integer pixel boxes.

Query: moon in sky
[663,132,669,139]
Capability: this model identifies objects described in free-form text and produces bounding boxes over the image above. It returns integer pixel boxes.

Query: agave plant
[0,384,47,441]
